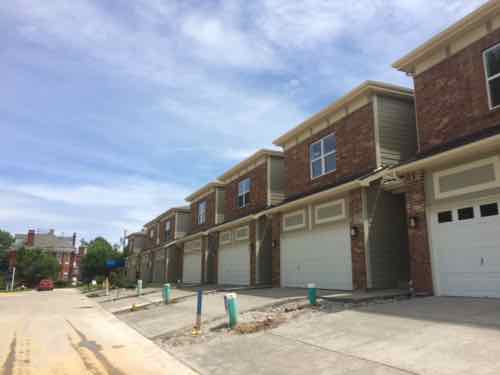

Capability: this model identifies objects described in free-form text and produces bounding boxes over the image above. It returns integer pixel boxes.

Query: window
[437,211,453,223]
[149,229,154,239]
[484,43,500,109]
[480,202,499,217]
[234,226,249,240]
[314,199,345,224]
[310,133,336,179]
[283,209,306,232]
[238,178,251,208]
[165,220,172,237]
[458,207,474,221]
[198,201,207,225]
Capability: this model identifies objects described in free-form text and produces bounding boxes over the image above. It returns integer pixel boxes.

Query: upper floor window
[198,200,207,225]
[149,229,154,239]
[238,178,251,208]
[165,220,172,237]
[310,133,337,179]
[484,43,500,109]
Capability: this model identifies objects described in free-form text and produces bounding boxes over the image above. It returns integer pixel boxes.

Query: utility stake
[195,289,203,330]
[137,279,143,296]
[163,283,172,304]
[308,283,317,305]
[226,293,239,329]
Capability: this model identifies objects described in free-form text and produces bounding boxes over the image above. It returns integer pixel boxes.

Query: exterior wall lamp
[409,216,418,228]
[350,226,358,238]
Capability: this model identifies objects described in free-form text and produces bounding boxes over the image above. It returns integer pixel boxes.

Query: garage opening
[366,186,410,289]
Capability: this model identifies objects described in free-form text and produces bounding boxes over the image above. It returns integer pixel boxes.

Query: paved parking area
[118,288,314,339]
[174,297,500,375]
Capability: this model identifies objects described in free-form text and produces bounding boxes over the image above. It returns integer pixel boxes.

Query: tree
[81,237,122,281]
[15,247,61,286]
[0,229,14,272]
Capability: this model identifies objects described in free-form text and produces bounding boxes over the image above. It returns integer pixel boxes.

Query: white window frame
[314,199,346,225]
[165,220,172,237]
[283,209,307,232]
[238,178,251,208]
[198,200,207,225]
[310,133,337,179]
[433,156,500,199]
[483,43,500,110]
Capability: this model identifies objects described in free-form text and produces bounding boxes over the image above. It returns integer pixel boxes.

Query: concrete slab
[119,288,313,339]
[92,287,161,303]
[321,288,410,303]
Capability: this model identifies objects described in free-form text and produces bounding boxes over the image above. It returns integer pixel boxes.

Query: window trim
[238,178,251,208]
[314,199,346,225]
[283,209,307,232]
[432,156,500,199]
[310,132,337,180]
[234,225,250,241]
[197,200,207,225]
[483,42,500,110]
[220,230,232,245]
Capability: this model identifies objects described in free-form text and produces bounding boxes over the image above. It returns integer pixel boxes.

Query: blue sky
[0,0,487,244]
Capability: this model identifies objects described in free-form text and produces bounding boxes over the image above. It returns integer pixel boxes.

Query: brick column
[201,236,207,284]
[178,244,184,283]
[404,171,434,295]
[350,188,367,290]
[249,220,257,286]
[271,213,282,287]
[208,232,219,284]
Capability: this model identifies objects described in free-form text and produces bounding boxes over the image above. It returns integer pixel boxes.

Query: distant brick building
[9,229,84,281]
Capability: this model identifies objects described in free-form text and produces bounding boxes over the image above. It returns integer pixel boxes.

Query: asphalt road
[0,288,196,375]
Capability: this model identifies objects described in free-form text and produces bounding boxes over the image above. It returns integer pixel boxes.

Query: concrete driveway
[176,297,500,375]
[118,287,313,339]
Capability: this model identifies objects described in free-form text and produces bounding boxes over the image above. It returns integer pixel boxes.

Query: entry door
[281,221,352,290]
[430,199,500,298]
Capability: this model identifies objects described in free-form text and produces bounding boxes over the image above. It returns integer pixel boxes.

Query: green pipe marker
[226,293,239,329]
[163,283,172,304]
[308,283,317,305]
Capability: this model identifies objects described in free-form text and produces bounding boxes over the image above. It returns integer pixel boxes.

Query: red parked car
[37,279,54,291]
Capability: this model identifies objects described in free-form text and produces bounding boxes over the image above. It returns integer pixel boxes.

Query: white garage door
[218,241,250,285]
[183,252,201,284]
[281,221,352,290]
[430,199,500,298]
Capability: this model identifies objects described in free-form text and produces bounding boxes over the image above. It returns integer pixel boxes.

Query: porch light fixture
[409,216,418,228]
[350,226,358,238]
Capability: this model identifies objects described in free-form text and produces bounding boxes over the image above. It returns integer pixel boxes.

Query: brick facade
[414,28,500,154]
[160,216,175,244]
[249,220,257,286]
[271,213,282,287]
[189,192,216,233]
[207,232,219,284]
[284,104,377,199]
[349,189,367,290]
[403,171,433,295]
[224,163,268,222]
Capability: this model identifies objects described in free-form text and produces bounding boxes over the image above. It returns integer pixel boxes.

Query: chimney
[27,229,35,247]
[72,232,77,247]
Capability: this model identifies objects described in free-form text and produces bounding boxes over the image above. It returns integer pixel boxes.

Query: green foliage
[81,237,123,282]
[54,280,70,288]
[0,229,14,272]
[15,247,61,287]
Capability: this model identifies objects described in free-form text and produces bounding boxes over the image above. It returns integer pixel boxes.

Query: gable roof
[272,81,413,148]
[393,0,500,74]
[218,149,283,182]
[185,181,224,202]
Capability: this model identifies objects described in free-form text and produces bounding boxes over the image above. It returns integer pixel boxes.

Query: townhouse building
[389,0,500,298]
[125,231,146,282]
[267,81,416,291]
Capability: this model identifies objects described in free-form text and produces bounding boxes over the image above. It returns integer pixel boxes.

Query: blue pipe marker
[308,283,317,305]
[196,289,203,329]
[163,283,172,304]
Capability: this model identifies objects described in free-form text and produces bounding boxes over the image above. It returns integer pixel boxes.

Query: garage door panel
[430,199,500,298]
[281,222,352,290]
[218,242,250,285]
[183,253,201,284]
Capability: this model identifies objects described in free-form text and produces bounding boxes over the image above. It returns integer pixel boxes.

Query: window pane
[244,192,250,206]
[480,203,498,217]
[458,207,474,221]
[489,78,500,107]
[311,159,322,178]
[437,211,452,223]
[238,195,244,208]
[325,153,337,173]
[486,45,500,77]
[323,134,336,154]
[310,142,322,160]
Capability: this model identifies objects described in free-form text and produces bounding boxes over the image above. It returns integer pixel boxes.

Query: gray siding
[270,156,286,205]
[216,187,226,223]
[367,187,410,289]
[377,95,417,166]
[175,212,191,238]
